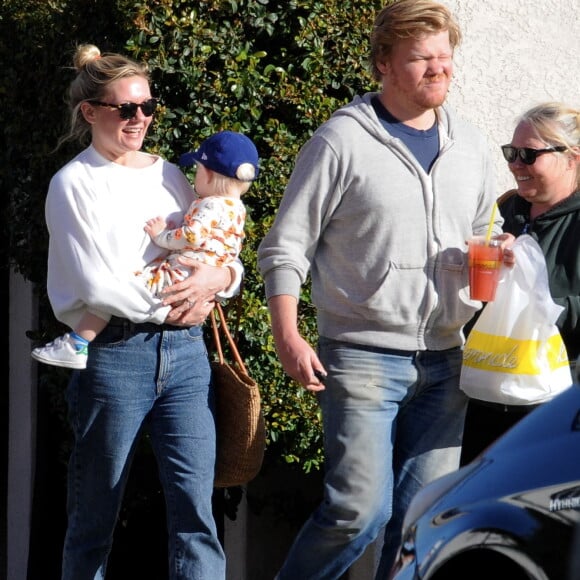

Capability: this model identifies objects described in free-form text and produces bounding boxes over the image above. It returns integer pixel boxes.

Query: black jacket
[499,189,580,362]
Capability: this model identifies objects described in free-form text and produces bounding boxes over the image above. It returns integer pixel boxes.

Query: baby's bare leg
[74,311,109,342]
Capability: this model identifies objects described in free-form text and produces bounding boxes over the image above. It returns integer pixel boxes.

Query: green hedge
[1,0,383,472]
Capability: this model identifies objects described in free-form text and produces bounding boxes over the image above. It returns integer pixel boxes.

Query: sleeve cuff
[216,260,244,299]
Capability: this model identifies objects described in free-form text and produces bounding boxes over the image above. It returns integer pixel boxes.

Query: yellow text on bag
[463,329,570,375]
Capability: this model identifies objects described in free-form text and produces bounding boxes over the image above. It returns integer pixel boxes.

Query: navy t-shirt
[372,96,439,173]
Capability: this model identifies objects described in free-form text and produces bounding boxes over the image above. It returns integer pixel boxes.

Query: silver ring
[187,298,196,307]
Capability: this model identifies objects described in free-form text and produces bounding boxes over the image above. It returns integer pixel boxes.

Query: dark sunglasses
[89,97,158,120]
[501,145,566,165]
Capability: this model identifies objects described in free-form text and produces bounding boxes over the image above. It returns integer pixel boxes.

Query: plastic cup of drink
[468,237,503,301]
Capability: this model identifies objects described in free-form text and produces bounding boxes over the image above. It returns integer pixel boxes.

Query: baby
[32,130,259,369]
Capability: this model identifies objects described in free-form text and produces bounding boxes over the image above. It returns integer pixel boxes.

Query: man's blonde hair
[369,0,462,81]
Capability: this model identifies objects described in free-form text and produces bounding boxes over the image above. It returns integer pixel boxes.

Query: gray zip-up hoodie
[258,92,502,351]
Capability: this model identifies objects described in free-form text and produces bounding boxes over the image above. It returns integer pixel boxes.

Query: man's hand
[268,295,327,392]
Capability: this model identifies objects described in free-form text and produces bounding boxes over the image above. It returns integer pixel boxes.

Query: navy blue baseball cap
[179,130,259,181]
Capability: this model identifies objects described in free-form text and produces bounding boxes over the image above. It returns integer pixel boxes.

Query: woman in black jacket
[461,101,580,465]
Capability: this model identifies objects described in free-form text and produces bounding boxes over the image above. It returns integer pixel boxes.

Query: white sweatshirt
[46,145,218,329]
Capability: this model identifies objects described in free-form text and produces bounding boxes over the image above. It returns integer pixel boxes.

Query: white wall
[445,0,579,194]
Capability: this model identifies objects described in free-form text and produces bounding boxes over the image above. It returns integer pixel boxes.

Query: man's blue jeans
[277,338,467,580]
[61,323,225,580]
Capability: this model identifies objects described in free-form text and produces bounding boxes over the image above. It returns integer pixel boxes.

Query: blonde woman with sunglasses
[461,101,580,466]
[33,43,243,580]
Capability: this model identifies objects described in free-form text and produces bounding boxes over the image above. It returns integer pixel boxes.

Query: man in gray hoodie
[258,1,509,578]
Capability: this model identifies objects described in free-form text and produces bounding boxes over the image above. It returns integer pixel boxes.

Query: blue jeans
[61,323,225,580]
[277,338,467,580]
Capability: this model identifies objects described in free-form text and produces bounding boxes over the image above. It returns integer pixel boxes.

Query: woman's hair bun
[73,44,101,73]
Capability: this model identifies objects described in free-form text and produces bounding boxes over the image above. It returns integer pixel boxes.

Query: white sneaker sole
[31,350,87,370]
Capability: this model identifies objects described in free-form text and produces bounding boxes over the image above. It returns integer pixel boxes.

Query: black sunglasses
[501,145,566,165]
[89,97,158,120]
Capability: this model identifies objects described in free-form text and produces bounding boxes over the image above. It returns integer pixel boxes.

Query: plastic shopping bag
[460,235,573,405]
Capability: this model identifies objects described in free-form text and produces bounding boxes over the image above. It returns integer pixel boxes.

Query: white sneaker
[31,333,88,369]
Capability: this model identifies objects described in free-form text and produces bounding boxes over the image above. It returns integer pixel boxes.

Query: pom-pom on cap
[179,131,259,181]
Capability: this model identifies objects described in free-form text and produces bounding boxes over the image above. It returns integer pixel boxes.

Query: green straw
[485,202,498,243]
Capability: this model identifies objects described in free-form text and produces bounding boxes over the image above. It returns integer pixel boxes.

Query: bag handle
[210,302,249,376]
[227,280,244,344]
